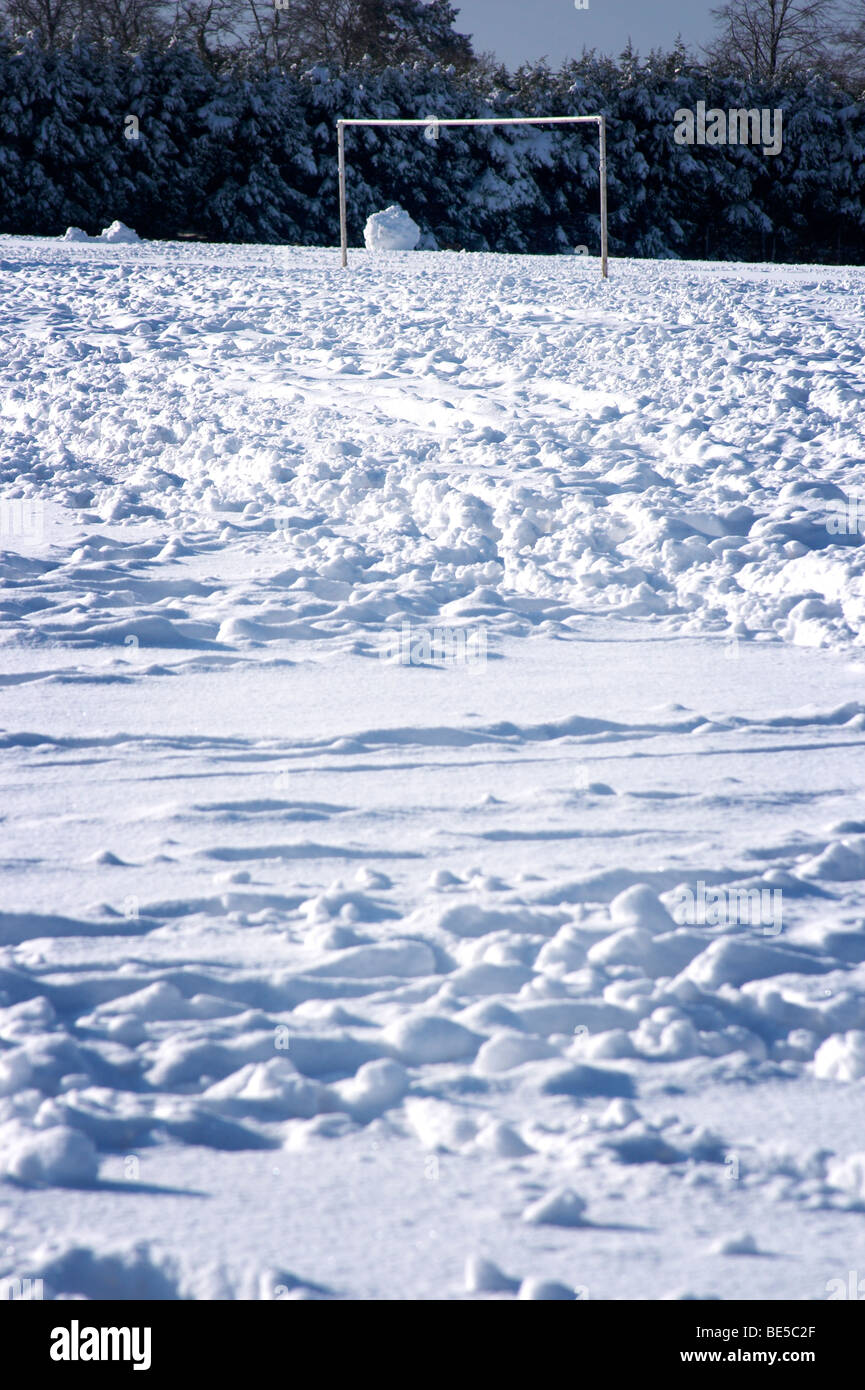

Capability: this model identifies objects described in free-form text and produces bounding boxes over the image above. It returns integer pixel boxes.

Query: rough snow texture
[0,240,865,1300]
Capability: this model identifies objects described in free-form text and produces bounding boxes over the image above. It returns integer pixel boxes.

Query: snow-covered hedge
[0,39,862,263]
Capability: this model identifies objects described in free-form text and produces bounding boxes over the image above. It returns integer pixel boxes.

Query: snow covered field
[1,238,865,1301]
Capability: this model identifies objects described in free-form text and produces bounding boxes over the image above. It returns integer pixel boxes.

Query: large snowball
[363,205,421,252]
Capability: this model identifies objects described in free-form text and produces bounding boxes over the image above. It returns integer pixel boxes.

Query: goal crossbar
[336,115,608,278]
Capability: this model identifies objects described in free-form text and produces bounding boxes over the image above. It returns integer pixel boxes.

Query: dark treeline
[0,1,863,261]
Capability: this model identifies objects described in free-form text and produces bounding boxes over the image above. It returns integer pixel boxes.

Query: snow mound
[709,1232,760,1256]
[1,1124,99,1187]
[474,1030,558,1074]
[363,205,420,252]
[330,1058,409,1121]
[799,838,865,881]
[474,1120,533,1157]
[813,1030,865,1081]
[202,1058,329,1119]
[610,884,675,934]
[404,1097,478,1151]
[382,1013,480,1064]
[518,1277,577,1301]
[826,1153,865,1201]
[32,1241,180,1299]
[522,1187,587,1227]
[100,220,141,243]
[61,222,141,244]
[464,1255,519,1294]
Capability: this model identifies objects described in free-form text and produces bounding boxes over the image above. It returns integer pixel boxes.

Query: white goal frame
[336,115,608,278]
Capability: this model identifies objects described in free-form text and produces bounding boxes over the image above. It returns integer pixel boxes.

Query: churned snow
[0,237,864,1299]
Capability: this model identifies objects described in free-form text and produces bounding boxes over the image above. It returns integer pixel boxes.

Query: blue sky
[451,0,718,67]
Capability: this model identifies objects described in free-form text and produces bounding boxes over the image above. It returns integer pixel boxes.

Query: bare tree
[0,0,171,45]
[0,0,83,44]
[832,0,865,86]
[705,0,840,76]
[243,0,474,70]
[85,0,166,45]
[0,0,474,68]
[161,0,250,65]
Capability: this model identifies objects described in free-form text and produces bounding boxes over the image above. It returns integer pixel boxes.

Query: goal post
[336,115,609,279]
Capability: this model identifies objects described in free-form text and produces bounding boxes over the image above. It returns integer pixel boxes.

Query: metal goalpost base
[336,115,609,280]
